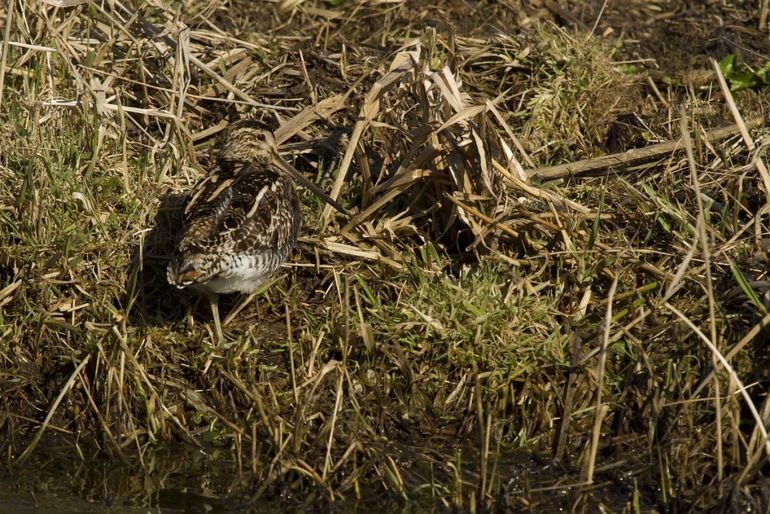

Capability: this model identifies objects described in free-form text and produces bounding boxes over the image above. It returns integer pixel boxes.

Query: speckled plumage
[167,121,303,342]
[168,168,301,294]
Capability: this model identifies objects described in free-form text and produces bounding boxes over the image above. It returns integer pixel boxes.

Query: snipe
[167,120,345,343]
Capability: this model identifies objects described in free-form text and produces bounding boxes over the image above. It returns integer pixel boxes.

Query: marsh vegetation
[1,0,770,511]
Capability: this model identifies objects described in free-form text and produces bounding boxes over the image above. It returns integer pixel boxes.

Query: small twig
[527,117,767,180]
[586,0,609,40]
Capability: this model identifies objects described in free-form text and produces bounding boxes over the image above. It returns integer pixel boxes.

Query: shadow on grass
[124,192,189,328]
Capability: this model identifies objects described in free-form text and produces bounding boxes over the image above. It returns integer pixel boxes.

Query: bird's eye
[256,133,266,141]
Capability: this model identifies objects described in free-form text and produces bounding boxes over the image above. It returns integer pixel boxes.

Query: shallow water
[0,489,151,514]
[0,435,657,513]
[1,439,256,513]
[0,441,409,513]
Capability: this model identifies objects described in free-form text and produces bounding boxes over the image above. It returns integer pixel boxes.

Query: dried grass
[1,0,770,512]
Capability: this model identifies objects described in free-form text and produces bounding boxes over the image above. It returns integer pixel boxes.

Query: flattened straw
[435,104,487,133]
[370,136,441,195]
[105,2,267,110]
[0,279,21,308]
[320,239,387,262]
[321,48,420,222]
[274,94,347,145]
[429,70,465,114]
[487,99,534,170]
[470,127,493,196]
[39,0,89,4]
[343,181,418,232]
[693,309,770,397]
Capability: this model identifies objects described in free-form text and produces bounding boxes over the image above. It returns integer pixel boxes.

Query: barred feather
[167,121,302,295]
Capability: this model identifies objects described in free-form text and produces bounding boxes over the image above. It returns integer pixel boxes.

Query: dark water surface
[0,441,302,513]
[0,440,414,513]
[0,435,657,513]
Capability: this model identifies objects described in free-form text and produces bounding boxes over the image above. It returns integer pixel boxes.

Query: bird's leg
[208,293,224,345]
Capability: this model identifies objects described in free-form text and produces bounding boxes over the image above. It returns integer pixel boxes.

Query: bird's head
[218,120,277,165]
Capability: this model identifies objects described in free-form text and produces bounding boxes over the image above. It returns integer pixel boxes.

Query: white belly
[190,254,278,295]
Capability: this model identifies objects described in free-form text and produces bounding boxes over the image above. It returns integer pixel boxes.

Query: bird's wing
[178,164,297,255]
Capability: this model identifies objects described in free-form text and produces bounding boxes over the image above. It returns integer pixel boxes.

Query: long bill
[273,154,351,216]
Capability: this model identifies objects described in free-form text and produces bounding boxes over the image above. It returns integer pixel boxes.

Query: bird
[167,119,347,344]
